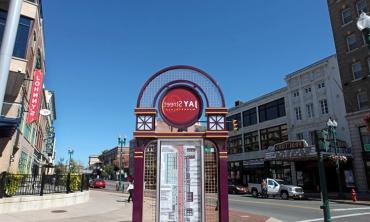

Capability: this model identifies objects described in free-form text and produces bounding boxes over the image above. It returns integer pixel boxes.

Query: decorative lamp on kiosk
[133,65,229,222]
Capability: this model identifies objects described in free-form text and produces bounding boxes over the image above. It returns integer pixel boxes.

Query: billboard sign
[159,86,202,128]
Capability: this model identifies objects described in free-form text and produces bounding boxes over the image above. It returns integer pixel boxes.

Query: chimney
[235,100,242,107]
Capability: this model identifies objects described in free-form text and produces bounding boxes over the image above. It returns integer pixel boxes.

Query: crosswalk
[297,206,370,222]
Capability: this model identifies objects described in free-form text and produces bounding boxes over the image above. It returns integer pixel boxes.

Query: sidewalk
[0,190,133,222]
[0,190,276,222]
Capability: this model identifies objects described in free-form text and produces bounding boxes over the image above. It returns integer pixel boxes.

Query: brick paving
[229,210,269,222]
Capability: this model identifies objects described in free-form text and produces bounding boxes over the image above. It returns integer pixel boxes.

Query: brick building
[0,0,57,174]
[327,0,370,191]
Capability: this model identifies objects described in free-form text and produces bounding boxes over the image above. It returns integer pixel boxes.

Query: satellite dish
[40,109,51,116]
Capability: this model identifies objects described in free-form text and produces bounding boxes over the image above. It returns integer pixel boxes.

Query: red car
[89,179,106,188]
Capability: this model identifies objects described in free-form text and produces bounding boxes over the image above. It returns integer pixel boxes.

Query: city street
[228,194,370,222]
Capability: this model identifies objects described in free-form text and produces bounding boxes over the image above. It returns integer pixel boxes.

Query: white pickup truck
[249,178,304,200]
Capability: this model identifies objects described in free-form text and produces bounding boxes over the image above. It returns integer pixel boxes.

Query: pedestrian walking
[126,181,134,202]
[261,179,267,198]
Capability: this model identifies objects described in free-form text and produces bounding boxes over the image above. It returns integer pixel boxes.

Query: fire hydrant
[351,188,357,202]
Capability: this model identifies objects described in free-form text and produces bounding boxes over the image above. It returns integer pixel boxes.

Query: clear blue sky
[42,0,335,166]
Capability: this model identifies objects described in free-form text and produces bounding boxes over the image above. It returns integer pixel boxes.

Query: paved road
[228,194,370,222]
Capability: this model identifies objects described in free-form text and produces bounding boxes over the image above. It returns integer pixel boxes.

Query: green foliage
[103,164,114,178]
[69,174,81,192]
[98,149,109,162]
[61,174,81,192]
[5,174,22,197]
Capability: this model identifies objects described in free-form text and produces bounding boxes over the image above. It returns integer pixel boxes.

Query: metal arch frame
[136,65,226,108]
[152,79,210,108]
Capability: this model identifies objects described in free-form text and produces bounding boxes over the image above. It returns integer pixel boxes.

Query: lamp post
[68,148,74,173]
[118,135,127,190]
[357,12,370,48]
[316,130,332,222]
[327,118,343,198]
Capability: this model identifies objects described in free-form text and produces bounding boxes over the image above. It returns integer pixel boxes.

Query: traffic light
[232,119,238,131]
[318,129,330,152]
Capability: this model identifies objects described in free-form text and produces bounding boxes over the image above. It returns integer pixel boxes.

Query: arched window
[35,49,42,69]
[31,32,37,51]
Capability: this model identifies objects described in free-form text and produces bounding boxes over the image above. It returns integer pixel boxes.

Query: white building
[283,55,353,190]
[285,54,350,147]
[227,55,354,192]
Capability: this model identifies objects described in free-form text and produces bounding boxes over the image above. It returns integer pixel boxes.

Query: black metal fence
[0,172,89,198]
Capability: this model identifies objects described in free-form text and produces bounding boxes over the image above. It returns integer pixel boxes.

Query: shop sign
[27,69,44,124]
[274,140,308,151]
[243,159,264,166]
[265,147,316,161]
[160,86,202,128]
[364,144,370,152]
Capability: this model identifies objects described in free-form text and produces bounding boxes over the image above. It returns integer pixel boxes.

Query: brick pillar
[132,143,145,222]
[218,142,229,222]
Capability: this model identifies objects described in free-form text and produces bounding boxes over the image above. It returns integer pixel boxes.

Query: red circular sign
[160,86,202,128]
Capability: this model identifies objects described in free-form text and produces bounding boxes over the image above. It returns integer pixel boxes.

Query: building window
[306,103,314,118]
[357,91,369,110]
[226,113,241,131]
[227,135,243,154]
[260,124,288,150]
[18,152,29,174]
[342,8,353,24]
[0,11,32,59]
[293,90,299,97]
[352,62,362,80]
[294,107,302,120]
[296,133,304,140]
[318,81,325,89]
[258,98,286,122]
[309,131,316,145]
[0,10,32,59]
[244,131,259,152]
[357,0,368,15]
[242,107,257,127]
[320,99,329,114]
[305,87,312,94]
[346,34,357,51]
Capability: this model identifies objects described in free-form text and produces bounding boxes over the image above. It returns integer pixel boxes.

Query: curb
[307,197,370,206]
[266,217,283,222]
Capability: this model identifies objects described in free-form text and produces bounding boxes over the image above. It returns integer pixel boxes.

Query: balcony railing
[0,172,90,198]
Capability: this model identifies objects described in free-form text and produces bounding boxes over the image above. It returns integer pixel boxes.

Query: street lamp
[357,12,370,48]
[68,148,74,173]
[118,135,127,190]
[327,118,343,198]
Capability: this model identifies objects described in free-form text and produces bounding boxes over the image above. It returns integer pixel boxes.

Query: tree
[54,158,66,175]
[98,149,109,163]
[103,164,114,179]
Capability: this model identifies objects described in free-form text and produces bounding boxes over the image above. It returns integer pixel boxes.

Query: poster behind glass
[159,140,202,222]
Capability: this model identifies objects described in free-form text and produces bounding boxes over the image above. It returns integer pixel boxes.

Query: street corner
[229,210,270,222]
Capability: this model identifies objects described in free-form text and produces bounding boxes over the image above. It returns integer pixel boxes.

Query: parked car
[89,179,106,188]
[228,181,248,194]
[249,178,304,199]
